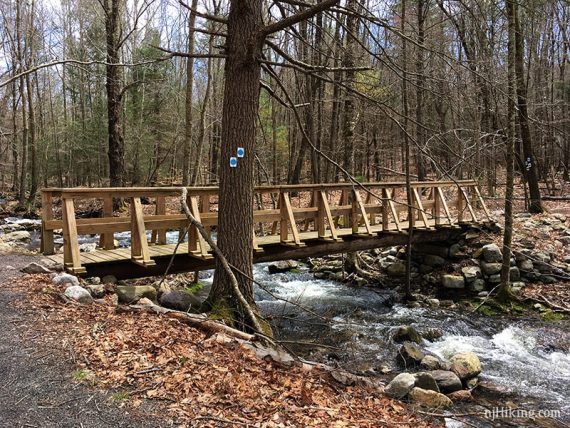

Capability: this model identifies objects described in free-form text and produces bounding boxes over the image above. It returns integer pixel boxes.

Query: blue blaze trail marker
[229,157,238,168]
[237,147,245,158]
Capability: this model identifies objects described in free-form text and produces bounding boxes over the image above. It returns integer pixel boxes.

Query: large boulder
[482,244,502,263]
[414,372,439,393]
[21,262,51,274]
[480,261,502,276]
[1,231,31,242]
[159,290,201,312]
[470,279,486,292]
[408,387,452,409]
[268,260,299,274]
[392,325,422,344]
[102,275,118,284]
[450,352,481,381]
[447,390,473,402]
[64,285,93,304]
[420,355,447,371]
[398,342,425,367]
[85,283,106,298]
[53,273,80,287]
[428,370,463,393]
[116,285,157,304]
[387,263,406,277]
[519,259,533,272]
[384,373,416,399]
[442,275,464,289]
[461,266,481,282]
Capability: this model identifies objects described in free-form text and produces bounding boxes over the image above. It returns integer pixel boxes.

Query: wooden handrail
[40,180,491,274]
[41,179,478,198]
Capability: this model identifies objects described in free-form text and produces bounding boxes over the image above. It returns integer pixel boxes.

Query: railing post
[381,188,389,231]
[40,191,54,255]
[99,195,114,250]
[187,195,208,257]
[456,186,464,223]
[151,195,167,245]
[62,197,84,273]
[280,192,301,245]
[130,197,155,267]
[434,186,442,226]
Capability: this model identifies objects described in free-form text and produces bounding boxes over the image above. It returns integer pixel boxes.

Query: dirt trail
[0,254,163,428]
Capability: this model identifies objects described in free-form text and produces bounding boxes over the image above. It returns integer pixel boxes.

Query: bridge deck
[40,181,492,279]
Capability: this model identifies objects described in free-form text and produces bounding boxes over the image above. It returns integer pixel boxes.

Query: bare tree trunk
[499,0,517,303]
[16,0,27,204]
[402,0,412,300]
[26,0,37,203]
[104,0,125,188]
[182,0,198,186]
[191,32,214,185]
[342,0,357,177]
[415,0,427,181]
[513,0,543,213]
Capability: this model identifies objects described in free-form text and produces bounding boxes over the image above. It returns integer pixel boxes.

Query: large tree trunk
[105,0,125,188]
[499,0,517,303]
[341,0,357,177]
[513,0,543,213]
[415,0,427,181]
[182,0,198,186]
[206,0,264,330]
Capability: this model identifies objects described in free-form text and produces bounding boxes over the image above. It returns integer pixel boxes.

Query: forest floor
[0,254,164,428]
[0,255,441,428]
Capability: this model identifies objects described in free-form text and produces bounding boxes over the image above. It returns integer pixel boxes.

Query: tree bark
[513,0,543,213]
[104,0,125,188]
[498,0,517,303]
[182,0,198,186]
[207,0,264,330]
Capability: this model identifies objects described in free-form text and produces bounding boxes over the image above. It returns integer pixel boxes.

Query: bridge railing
[40,180,491,273]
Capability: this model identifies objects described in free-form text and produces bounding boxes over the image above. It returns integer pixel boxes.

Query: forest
[1,0,570,427]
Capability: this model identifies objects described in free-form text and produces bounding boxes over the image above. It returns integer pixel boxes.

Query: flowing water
[241,263,570,425]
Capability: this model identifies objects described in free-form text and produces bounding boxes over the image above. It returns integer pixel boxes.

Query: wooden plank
[352,189,372,235]
[130,197,156,267]
[381,188,389,231]
[434,186,442,226]
[436,187,454,225]
[62,198,85,273]
[280,192,301,245]
[412,188,430,228]
[100,195,114,250]
[153,196,167,245]
[460,187,478,222]
[189,196,209,257]
[386,188,402,232]
[40,191,55,255]
[473,186,492,221]
[317,190,339,240]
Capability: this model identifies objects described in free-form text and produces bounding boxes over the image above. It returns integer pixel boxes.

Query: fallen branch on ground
[118,303,255,341]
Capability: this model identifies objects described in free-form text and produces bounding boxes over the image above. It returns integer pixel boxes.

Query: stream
[242,263,570,426]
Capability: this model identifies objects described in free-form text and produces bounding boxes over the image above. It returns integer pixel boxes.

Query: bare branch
[0,57,172,89]
[179,0,228,24]
[154,46,226,59]
[260,0,339,37]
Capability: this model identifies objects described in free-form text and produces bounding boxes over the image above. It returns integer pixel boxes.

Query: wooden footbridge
[40,180,492,279]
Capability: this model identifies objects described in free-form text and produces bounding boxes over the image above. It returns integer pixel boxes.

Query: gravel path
[0,254,163,428]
